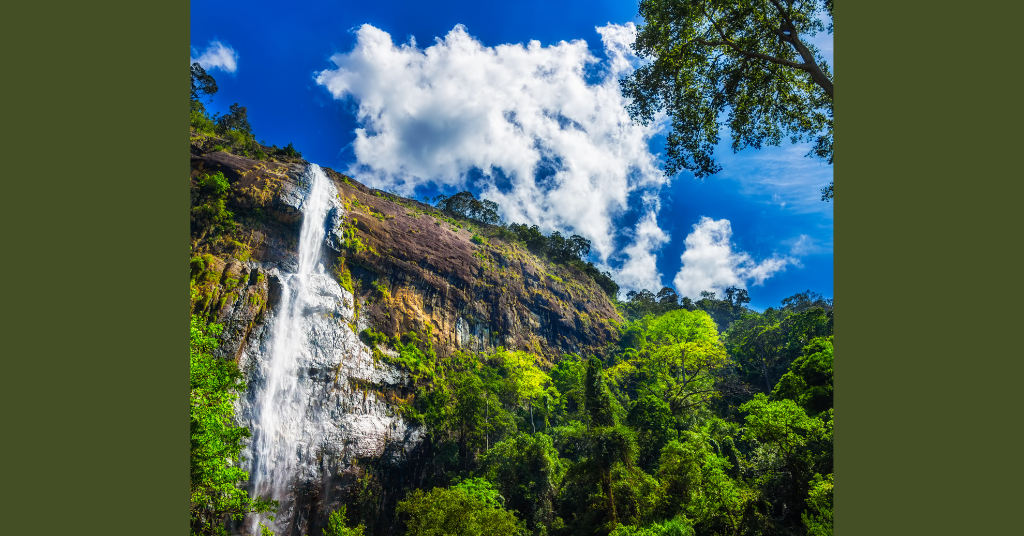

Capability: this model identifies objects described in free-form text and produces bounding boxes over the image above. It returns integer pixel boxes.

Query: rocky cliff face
[189,150,622,535]
[191,151,621,364]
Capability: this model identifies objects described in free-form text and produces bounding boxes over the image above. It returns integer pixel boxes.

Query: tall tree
[217,103,253,136]
[480,433,566,534]
[190,315,275,535]
[190,62,218,103]
[622,0,834,199]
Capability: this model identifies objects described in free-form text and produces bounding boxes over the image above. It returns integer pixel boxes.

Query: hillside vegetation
[188,62,833,536]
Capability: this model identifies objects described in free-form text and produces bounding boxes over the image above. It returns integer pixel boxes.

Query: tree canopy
[196,287,832,536]
[396,480,524,536]
[434,191,503,225]
[216,103,253,136]
[622,0,834,199]
[191,62,218,104]
[190,315,275,535]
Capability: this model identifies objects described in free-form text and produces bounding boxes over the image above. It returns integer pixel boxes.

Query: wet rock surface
[190,155,622,535]
[235,270,420,536]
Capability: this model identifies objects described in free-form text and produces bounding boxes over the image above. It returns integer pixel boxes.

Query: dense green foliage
[188,56,832,536]
[190,315,276,535]
[342,288,832,536]
[191,171,236,245]
[621,0,834,200]
[325,505,366,536]
[396,479,524,536]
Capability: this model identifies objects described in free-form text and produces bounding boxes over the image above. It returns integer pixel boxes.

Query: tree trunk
[530,399,536,434]
[602,469,617,526]
[760,347,773,394]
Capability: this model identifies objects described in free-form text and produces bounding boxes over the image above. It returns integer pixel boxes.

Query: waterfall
[238,164,419,535]
[247,163,334,531]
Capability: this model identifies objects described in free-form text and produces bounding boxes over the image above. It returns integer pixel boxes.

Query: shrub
[274,142,302,159]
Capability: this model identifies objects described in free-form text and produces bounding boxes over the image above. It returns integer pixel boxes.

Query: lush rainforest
[189,60,833,536]
[345,290,833,536]
[192,283,833,536]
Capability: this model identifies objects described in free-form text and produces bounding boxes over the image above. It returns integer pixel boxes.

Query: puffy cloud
[672,217,792,299]
[191,40,238,73]
[613,205,670,295]
[315,23,670,288]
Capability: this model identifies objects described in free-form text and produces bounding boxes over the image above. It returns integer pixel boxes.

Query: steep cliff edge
[190,150,622,364]
[189,149,622,535]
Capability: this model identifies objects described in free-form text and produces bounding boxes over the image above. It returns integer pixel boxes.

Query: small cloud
[783,234,828,256]
[672,217,793,299]
[191,40,238,73]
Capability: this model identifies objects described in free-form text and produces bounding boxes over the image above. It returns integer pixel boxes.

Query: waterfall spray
[247,164,333,532]
[237,163,417,535]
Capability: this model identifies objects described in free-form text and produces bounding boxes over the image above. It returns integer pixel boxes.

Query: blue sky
[191,0,833,311]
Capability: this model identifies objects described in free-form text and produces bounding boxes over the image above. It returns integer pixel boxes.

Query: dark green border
[8,1,1018,534]
[844,1,1020,534]
[6,1,184,535]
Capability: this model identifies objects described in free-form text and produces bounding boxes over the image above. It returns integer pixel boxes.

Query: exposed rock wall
[189,152,623,535]
[192,151,622,364]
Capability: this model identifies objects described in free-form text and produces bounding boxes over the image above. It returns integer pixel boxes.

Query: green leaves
[396,483,524,536]
[658,431,753,534]
[341,292,833,536]
[189,315,276,535]
[607,309,727,416]
[324,505,365,536]
[772,336,833,415]
[801,473,834,536]
[740,394,823,457]
[434,191,502,225]
[623,0,833,197]
[191,62,218,103]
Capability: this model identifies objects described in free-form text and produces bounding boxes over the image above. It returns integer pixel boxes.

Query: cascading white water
[248,163,335,530]
[239,164,419,535]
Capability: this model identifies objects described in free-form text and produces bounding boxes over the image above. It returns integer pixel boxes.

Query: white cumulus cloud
[315,23,670,290]
[614,204,671,294]
[672,217,793,299]
[191,40,238,73]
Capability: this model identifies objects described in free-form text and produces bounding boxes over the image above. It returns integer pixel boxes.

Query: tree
[693,288,750,332]
[622,0,834,199]
[622,287,686,321]
[490,349,553,435]
[190,171,236,247]
[324,505,365,536]
[190,315,276,535]
[191,62,218,103]
[480,432,567,533]
[608,309,728,415]
[396,481,524,536]
[217,103,253,136]
[434,191,502,225]
[772,336,833,416]
[801,473,834,536]
[658,432,753,535]
[739,393,832,530]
